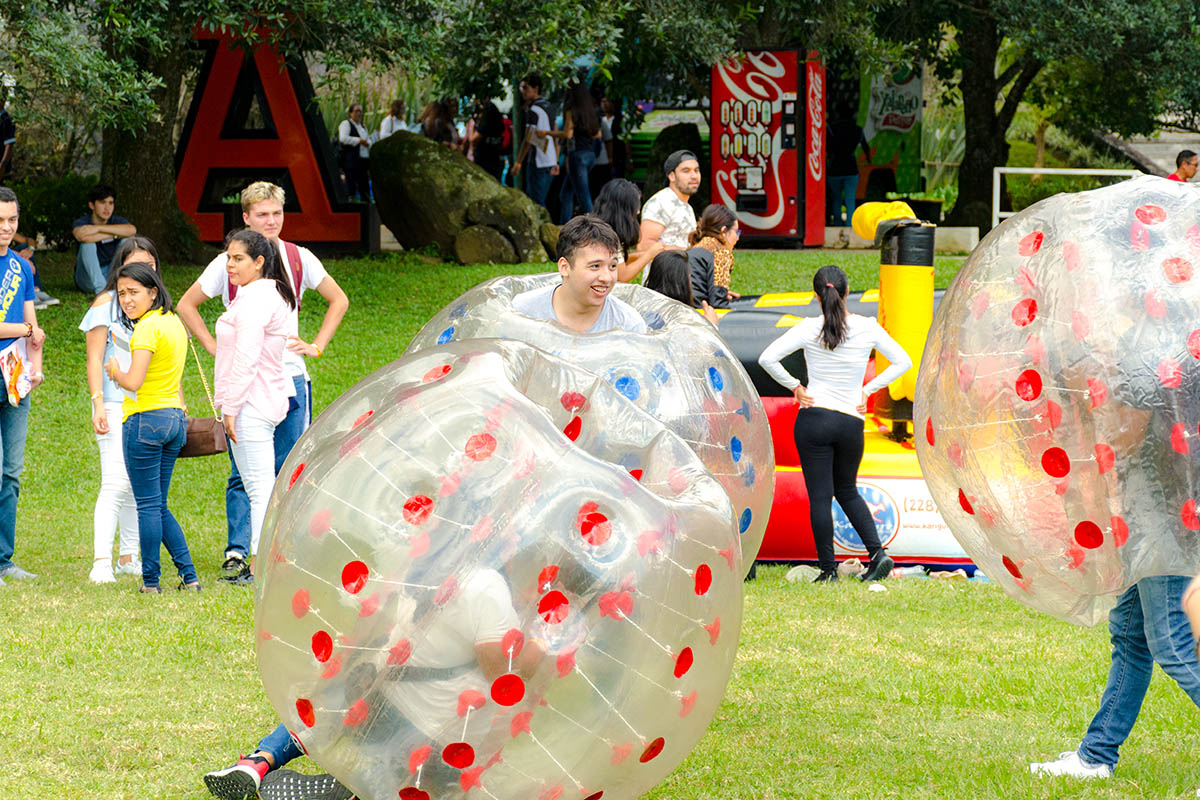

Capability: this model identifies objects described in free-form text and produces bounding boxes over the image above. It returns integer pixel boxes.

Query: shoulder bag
[179,336,227,458]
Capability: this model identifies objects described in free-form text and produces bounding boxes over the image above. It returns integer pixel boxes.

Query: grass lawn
[3,247,1197,799]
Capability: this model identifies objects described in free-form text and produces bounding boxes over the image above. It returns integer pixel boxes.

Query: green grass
[3,248,1196,799]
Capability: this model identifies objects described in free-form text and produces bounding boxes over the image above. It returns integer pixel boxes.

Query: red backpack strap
[282,240,304,312]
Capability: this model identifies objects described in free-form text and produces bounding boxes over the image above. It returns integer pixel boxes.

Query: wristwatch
[23,322,31,338]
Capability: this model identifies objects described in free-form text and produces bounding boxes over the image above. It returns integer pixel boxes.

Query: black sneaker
[221,554,246,576]
[861,552,895,582]
[812,570,838,583]
[203,755,270,798]
[219,564,255,586]
[178,580,203,591]
[259,769,352,800]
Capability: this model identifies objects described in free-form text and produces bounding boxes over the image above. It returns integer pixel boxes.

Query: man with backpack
[512,73,558,208]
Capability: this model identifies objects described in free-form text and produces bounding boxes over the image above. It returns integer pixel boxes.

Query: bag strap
[188,336,221,421]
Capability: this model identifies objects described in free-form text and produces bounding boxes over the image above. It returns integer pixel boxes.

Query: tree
[887,0,1200,229]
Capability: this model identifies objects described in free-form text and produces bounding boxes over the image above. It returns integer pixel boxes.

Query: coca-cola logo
[807,65,824,182]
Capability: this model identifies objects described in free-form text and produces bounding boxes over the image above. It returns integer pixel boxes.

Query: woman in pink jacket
[215,229,296,577]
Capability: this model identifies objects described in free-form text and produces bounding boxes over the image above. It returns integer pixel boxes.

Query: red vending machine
[711,50,825,245]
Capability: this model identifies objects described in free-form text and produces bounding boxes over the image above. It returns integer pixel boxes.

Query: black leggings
[794,406,885,572]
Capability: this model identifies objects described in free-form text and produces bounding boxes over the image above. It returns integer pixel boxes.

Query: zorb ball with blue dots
[257,340,743,800]
[406,274,774,576]
[917,176,1200,625]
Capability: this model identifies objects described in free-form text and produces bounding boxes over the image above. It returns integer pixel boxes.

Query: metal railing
[992,167,1143,230]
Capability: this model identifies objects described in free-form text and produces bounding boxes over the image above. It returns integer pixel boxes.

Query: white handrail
[992,167,1143,230]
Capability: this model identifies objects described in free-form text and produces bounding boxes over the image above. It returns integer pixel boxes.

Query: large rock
[454,225,517,264]
[641,123,709,213]
[370,132,549,263]
[539,222,561,260]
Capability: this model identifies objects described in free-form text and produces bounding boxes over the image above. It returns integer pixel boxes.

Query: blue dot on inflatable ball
[449,302,468,319]
[708,367,724,392]
[437,327,455,345]
[645,312,666,331]
[739,508,752,533]
[743,463,756,487]
[729,436,742,462]
[614,376,641,402]
[652,363,671,385]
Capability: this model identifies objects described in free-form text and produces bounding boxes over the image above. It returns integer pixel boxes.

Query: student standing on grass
[757,264,909,583]
[104,262,200,593]
[214,230,295,580]
[0,187,45,586]
[80,236,161,584]
[177,181,349,586]
[73,184,137,294]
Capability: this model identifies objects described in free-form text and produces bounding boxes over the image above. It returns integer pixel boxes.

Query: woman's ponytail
[813,264,848,349]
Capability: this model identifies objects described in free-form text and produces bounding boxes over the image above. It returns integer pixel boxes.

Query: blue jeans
[123,408,196,588]
[225,377,310,558]
[558,148,596,223]
[257,723,304,768]
[827,174,859,226]
[524,164,553,208]
[75,242,111,294]
[0,396,30,571]
[1078,576,1200,767]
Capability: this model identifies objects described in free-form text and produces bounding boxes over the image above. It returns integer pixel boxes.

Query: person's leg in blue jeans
[0,396,30,574]
[74,242,107,293]
[1078,576,1200,768]
[203,723,305,797]
[125,409,197,588]
[224,449,251,561]
[526,165,553,208]
[558,150,596,223]
[841,174,860,226]
[272,376,309,474]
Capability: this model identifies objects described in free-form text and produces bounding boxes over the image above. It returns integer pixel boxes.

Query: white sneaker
[114,559,142,576]
[1030,751,1112,779]
[89,561,116,584]
[34,288,59,307]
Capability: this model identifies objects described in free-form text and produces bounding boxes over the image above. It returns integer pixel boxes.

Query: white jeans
[94,401,139,562]
[230,406,277,555]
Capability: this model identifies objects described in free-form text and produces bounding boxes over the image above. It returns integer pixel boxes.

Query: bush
[11,172,96,250]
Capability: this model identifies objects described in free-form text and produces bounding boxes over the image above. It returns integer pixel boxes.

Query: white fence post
[990,167,1143,231]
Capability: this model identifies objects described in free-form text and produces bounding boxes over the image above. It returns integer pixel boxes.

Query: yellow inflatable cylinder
[878,261,933,403]
[851,201,916,242]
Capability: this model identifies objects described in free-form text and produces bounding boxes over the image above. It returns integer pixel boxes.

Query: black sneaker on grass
[259,769,352,800]
[861,552,895,582]
[221,554,246,575]
[203,755,270,798]
[220,564,255,586]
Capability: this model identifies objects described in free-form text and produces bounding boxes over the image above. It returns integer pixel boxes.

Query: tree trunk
[945,18,1007,229]
[1032,119,1048,184]
[101,29,202,263]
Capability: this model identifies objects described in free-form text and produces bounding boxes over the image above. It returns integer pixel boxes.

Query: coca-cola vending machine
[711,50,825,245]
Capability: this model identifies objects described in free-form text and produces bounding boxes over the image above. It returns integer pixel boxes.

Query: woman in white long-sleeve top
[758,265,913,583]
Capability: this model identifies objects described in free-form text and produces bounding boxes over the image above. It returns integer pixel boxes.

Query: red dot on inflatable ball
[537,590,570,624]
[1183,499,1200,531]
[582,792,605,800]
[403,495,434,525]
[399,789,431,800]
[491,673,526,706]
[291,588,310,618]
[464,432,497,461]
[288,462,305,489]
[1094,444,1115,474]
[311,630,333,663]
[1015,369,1043,401]
[341,560,369,594]
[1012,298,1038,327]
[958,489,974,515]
[1158,357,1183,389]
[673,647,694,678]
[1111,516,1130,547]
[639,737,666,763]
[1018,231,1044,256]
[925,417,935,446]
[422,364,452,383]
[1164,257,1194,284]
[442,742,475,769]
[1040,447,1070,478]
[693,563,713,595]
[1002,555,1022,580]
[1074,521,1104,549]
[1188,330,1200,360]
[1135,204,1167,225]
[296,698,315,727]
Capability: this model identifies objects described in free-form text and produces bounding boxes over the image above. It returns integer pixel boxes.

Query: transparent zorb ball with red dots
[405,274,773,578]
[917,176,1200,625]
[257,340,743,800]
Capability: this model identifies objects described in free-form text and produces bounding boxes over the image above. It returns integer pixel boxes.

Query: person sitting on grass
[73,184,136,294]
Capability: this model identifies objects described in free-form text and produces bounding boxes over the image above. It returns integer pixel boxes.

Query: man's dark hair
[0,186,18,211]
[1178,150,1198,168]
[557,214,620,264]
[523,73,543,92]
[88,184,117,205]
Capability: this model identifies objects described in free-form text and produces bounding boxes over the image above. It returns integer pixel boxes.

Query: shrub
[10,172,96,250]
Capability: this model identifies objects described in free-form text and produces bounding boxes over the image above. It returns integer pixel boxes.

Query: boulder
[454,225,518,265]
[539,222,561,260]
[641,123,710,213]
[370,131,549,263]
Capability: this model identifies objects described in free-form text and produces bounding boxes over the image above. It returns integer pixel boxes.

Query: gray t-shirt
[512,285,647,334]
